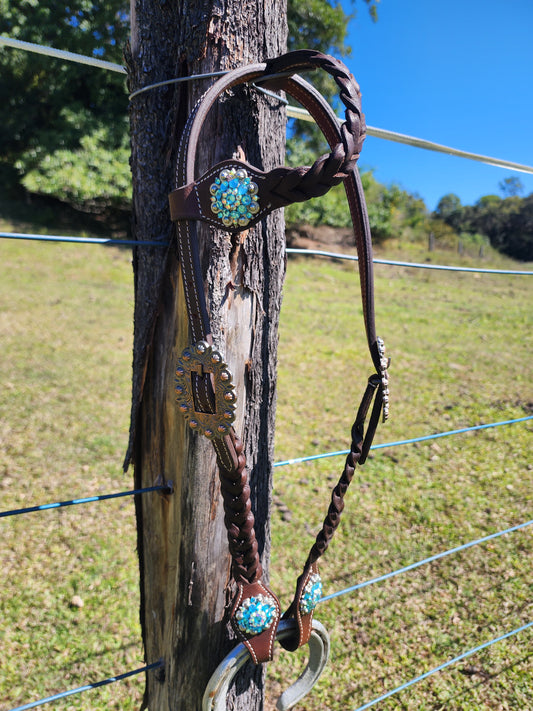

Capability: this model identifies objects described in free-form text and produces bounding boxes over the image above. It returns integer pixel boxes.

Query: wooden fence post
[126,1,287,708]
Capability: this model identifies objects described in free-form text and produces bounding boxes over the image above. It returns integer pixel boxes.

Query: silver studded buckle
[377,337,390,422]
[175,341,237,438]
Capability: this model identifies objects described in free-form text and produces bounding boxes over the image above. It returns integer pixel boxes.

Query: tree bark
[126,2,287,709]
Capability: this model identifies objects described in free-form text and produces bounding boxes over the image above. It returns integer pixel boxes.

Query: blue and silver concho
[300,573,322,615]
[209,167,260,228]
[235,593,277,636]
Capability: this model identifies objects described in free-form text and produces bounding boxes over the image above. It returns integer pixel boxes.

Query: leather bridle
[169,49,389,665]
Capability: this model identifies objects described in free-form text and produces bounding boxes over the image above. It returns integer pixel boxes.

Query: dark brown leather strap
[170,50,389,663]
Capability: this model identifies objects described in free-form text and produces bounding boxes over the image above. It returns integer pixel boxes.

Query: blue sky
[339,0,533,210]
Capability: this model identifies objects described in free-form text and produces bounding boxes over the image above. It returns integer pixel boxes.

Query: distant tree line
[286,166,532,262]
[1,1,530,261]
[435,178,533,261]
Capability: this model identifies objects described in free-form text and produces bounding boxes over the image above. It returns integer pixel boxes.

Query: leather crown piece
[169,49,389,665]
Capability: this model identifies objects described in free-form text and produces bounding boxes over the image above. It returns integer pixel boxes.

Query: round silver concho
[175,341,236,439]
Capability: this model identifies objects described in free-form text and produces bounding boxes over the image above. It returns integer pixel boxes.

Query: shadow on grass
[431,650,533,709]
[53,640,143,674]
[0,191,131,240]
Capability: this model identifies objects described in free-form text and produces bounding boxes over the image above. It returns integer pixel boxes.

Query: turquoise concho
[300,573,322,615]
[235,593,278,636]
[209,167,260,228]
[175,341,236,439]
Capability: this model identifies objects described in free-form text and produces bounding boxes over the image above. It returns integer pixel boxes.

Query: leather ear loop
[171,52,383,662]
[172,54,378,373]
[173,51,364,202]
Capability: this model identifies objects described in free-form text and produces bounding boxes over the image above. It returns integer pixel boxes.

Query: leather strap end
[169,183,202,222]
[230,581,281,664]
[280,562,321,652]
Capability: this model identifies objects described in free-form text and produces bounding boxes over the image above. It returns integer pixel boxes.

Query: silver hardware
[377,337,390,422]
[202,619,330,711]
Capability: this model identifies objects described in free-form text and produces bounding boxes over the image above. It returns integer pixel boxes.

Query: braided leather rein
[169,49,389,665]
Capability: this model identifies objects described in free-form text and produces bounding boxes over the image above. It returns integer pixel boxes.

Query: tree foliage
[499,176,524,198]
[0,0,128,202]
[433,185,533,261]
[1,0,381,208]
[21,127,131,208]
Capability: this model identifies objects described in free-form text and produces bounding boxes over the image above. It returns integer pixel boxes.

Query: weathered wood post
[126,1,287,708]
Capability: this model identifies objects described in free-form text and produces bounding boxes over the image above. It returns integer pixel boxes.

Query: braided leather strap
[169,50,365,231]
[214,432,282,664]
[214,431,262,585]
[265,49,366,171]
[170,50,389,663]
[305,377,380,566]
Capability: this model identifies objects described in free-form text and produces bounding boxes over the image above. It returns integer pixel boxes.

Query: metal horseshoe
[202,618,330,711]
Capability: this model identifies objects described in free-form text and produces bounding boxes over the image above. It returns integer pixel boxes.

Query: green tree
[475,195,532,260]
[435,193,461,218]
[440,190,533,261]
[0,1,129,202]
[287,0,379,155]
[499,175,524,197]
[434,193,466,233]
[0,0,379,209]
[503,194,533,260]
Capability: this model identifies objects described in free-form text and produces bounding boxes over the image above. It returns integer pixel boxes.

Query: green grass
[0,237,141,711]
[267,246,533,710]
[0,221,532,710]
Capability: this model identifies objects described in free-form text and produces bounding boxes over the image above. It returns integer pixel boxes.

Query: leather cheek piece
[231,581,281,663]
[280,561,320,652]
[169,158,323,234]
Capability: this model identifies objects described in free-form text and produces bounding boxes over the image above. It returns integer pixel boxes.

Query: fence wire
[0,231,166,247]
[1,30,531,711]
[8,662,163,711]
[352,620,533,711]
[2,35,533,174]
[0,35,126,74]
[0,484,172,519]
[274,415,533,468]
[286,247,533,275]
[3,232,533,276]
[321,518,533,604]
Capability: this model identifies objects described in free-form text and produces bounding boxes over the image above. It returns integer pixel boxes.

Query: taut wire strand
[273,415,533,468]
[320,518,533,604]
[0,484,172,519]
[288,104,533,175]
[286,248,533,275]
[129,70,294,100]
[0,231,167,247]
[0,35,126,74]
[128,71,228,99]
[3,234,533,276]
[7,661,164,711]
[351,621,533,711]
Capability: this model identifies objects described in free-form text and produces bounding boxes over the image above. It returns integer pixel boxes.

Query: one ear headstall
[169,49,389,665]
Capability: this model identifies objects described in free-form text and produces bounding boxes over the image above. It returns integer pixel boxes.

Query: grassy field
[267,247,532,710]
[0,215,531,710]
